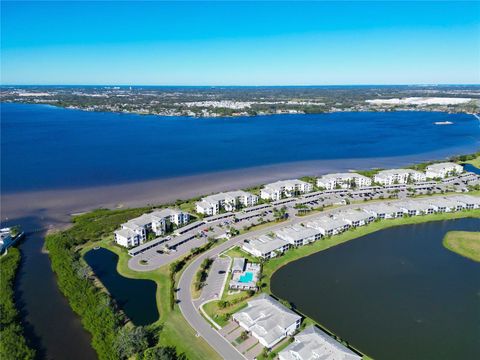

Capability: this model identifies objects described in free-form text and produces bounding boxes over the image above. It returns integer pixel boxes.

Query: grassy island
[443,231,480,262]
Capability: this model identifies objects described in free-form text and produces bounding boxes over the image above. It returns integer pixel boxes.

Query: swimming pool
[239,271,254,283]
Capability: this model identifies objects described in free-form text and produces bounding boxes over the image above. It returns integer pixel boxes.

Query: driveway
[244,342,264,360]
[236,336,258,354]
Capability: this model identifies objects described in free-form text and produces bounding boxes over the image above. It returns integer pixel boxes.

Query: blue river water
[1,103,479,193]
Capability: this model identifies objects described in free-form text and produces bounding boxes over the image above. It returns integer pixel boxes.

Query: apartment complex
[426,162,464,179]
[317,172,372,190]
[261,179,313,201]
[276,224,321,246]
[242,235,290,259]
[374,169,426,185]
[114,208,189,248]
[196,190,258,215]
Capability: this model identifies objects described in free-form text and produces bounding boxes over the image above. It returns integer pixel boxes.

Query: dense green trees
[46,208,189,360]
[142,346,186,360]
[0,248,35,360]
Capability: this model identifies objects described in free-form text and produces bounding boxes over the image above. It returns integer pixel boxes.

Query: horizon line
[2,83,480,87]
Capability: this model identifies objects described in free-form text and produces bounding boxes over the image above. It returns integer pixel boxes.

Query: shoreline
[2,147,477,228]
[3,100,478,118]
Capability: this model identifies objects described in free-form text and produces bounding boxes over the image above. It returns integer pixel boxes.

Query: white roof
[203,190,254,202]
[279,325,361,360]
[115,228,136,238]
[426,162,461,171]
[337,210,371,222]
[319,172,369,181]
[447,195,480,205]
[265,179,309,191]
[233,294,301,346]
[363,203,402,214]
[150,208,184,218]
[244,235,288,254]
[396,201,432,212]
[306,217,348,232]
[276,224,319,241]
[375,169,423,177]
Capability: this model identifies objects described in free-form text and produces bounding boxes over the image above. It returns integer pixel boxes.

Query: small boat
[93,246,100,250]
[434,121,453,125]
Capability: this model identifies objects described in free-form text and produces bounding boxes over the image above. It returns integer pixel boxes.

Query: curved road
[177,204,363,359]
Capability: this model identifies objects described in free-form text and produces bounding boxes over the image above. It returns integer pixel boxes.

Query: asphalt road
[176,205,360,360]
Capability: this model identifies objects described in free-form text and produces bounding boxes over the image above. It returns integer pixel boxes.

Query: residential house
[279,325,361,360]
[232,294,302,348]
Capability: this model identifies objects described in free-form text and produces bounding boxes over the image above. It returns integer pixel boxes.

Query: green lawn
[463,155,480,169]
[222,245,257,263]
[443,231,480,262]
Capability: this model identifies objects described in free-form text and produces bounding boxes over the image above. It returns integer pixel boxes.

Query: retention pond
[84,247,159,326]
[271,218,480,360]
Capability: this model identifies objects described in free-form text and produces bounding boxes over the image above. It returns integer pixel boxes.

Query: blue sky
[1,1,479,85]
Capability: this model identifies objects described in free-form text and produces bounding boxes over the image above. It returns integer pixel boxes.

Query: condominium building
[261,180,313,201]
[196,191,258,215]
[276,224,321,246]
[114,208,189,248]
[316,172,372,190]
[279,325,361,360]
[374,169,426,185]
[242,235,290,259]
[426,162,464,179]
[233,294,302,348]
[338,210,375,227]
[362,203,404,219]
[305,216,350,236]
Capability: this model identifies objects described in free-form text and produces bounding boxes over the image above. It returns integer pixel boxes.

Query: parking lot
[194,256,230,305]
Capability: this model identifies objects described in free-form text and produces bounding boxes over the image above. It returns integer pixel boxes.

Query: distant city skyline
[1,1,479,85]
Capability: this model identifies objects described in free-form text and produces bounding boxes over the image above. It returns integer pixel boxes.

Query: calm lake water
[84,248,159,326]
[2,103,480,193]
[271,218,480,360]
